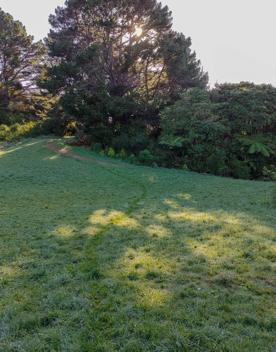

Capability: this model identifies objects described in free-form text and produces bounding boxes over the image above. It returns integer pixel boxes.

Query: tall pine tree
[44,0,208,138]
[0,8,44,121]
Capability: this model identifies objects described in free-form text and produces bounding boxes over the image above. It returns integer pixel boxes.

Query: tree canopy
[1,3,275,181]
[159,84,276,179]
[43,0,208,136]
[0,8,45,122]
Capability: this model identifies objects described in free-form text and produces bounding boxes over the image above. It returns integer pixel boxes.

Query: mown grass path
[0,138,275,352]
[47,140,148,296]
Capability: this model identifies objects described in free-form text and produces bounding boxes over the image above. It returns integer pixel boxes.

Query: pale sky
[1,0,275,86]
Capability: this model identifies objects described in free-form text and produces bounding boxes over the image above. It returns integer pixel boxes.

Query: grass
[0,138,275,352]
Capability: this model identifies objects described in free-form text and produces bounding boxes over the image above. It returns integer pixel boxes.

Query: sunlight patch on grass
[251,223,276,239]
[136,284,169,308]
[168,209,216,223]
[146,224,171,238]
[54,225,76,238]
[0,141,42,158]
[88,209,139,228]
[187,235,236,261]
[176,192,192,200]
[44,155,60,161]
[0,265,21,278]
[105,250,172,308]
[81,225,102,237]
[1,138,275,351]
[0,147,22,157]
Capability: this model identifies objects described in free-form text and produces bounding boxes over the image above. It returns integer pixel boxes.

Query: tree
[210,82,276,135]
[0,8,45,121]
[159,88,228,172]
[43,0,208,138]
[159,84,276,179]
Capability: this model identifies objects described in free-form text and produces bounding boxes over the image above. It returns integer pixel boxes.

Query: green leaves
[160,86,276,179]
[0,8,45,120]
[248,142,273,157]
[239,136,274,157]
[159,135,185,148]
[44,0,208,137]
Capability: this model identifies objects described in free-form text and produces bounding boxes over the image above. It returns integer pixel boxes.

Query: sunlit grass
[0,138,275,351]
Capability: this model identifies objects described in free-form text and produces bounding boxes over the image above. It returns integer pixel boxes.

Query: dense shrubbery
[0,121,39,141]
[0,8,55,141]
[71,83,276,180]
[159,84,276,179]
[0,119,57,142]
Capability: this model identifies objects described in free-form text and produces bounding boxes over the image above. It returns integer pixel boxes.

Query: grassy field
[0,138,275,352]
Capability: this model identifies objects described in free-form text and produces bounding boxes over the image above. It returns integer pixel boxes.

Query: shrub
[206,149,228,176]
[263,165,276,181]
[107,147,116,158]
[127,154,137,164]
[91,143,102,153]
[118,149,127,160]
[112,132,150,154]
[229,160,251,179]
[138,149,155,166]
[0,112,25,125]
[0,121,39,142]
[0,125,10,140]
[159,84,276,180]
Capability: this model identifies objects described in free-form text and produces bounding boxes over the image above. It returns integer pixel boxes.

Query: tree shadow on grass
[0,139,275,351]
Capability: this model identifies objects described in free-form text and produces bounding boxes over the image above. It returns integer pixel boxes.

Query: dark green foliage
[91,143,103,153]
[160,84,276,179]
[0,8,46,121]
[43,0,207,140]
[138,149,156,166]
[112,130,151,154]
[160,88,227,172]
[229,159,251,180]
[210,82,276,135]
[0,119,54,142]
[263,165,276,181]
[206,149,228,176]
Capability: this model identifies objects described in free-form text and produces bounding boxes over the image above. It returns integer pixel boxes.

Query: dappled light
[0,138,275,351]
[168,208,217,223]
[146,224,171,238]
[0,140,42,158]
[134,25,143,37]
[1,0,275,349]
[54,225,76,238]
[88,209,139,229]
[0,264,22,279]
[44,154,60,161]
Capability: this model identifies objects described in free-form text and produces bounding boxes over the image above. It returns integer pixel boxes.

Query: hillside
[0,138,275,351]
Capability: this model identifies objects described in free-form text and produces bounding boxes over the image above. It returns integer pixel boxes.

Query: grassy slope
[0,138,275,352]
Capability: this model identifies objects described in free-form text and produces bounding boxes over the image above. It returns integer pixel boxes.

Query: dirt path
[46,140,121,167]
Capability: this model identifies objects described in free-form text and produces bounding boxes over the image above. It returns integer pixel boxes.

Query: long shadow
[0,139,275,351]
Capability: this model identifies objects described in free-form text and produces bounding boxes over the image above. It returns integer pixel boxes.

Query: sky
[0,0,275,87]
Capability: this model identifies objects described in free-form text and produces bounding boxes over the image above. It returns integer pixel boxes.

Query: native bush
[159,84,276,179]
[138,149,156,166]
[0,121,39,141]
[91,143,102,153]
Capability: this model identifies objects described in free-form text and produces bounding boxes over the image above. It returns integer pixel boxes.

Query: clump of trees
[0,8,56,139]
[0,2,275,180]
[0,8,50,124]
[42,0,207,143]
[160,84,276,179]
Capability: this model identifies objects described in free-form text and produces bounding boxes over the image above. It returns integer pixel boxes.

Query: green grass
[0,138,275,352]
